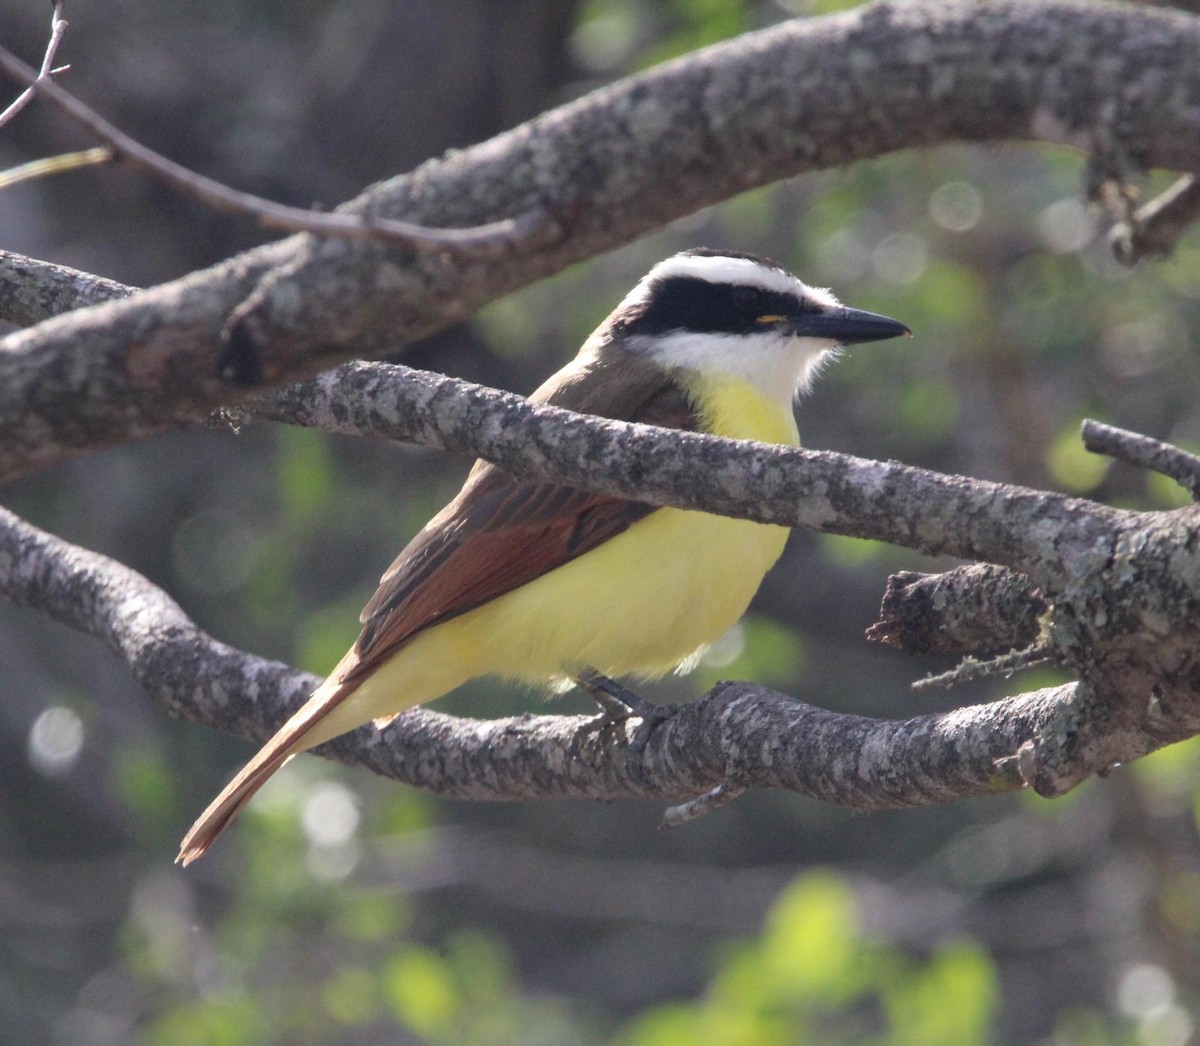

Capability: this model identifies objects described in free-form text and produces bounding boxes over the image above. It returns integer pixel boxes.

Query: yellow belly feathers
[322,374,797,737]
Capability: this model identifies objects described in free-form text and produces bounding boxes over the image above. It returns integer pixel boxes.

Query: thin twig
[912,641,1055,693]
[0,146,111,190]
[0,1,68,129]
[661,782,747,828]
[1081,418,1200,501]
[1110,174,1200,266]
[0,43,552,253]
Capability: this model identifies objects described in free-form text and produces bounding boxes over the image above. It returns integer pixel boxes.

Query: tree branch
[1081,418,1200,501]
[245,361,1128,588]
[0,240,1133,589]
[0,146,111,191]
[3,0,1200,480]
[4,356,1199,815]
[1,502,1186,815]
[866,565,1047,657]
[0,248,134,327]
[7,266,1197,788]
[0,252,1127,586]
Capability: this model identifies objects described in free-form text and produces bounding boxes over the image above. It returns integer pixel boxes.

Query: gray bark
[866,565,1047,657]
[0,504,1166,810]
[2,0,1200,820]
[2,350,1199,813]
[3,1,1200,480]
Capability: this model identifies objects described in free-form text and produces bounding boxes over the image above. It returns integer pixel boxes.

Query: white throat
[630,329,839,405]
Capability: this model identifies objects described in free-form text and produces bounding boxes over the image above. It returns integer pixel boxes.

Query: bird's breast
[684,372,801,446]
[354,374,802,697]
[439,373,800,681]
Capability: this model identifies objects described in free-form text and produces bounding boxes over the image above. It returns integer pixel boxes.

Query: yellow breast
[688,371,801,447]
[332,375,799,731]
[472,372,799,681]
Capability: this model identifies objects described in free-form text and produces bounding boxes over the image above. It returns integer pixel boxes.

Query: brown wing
[341,346,697,686]
[176,346,696,865]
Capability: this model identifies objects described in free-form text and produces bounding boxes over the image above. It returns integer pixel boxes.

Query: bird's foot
[574,669,680,752]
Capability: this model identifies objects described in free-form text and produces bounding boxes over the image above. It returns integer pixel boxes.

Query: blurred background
[2,1,1200,1043]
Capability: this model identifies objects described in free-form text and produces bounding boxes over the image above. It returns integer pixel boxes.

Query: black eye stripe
[733,286,764,311]
[615,277,803,338]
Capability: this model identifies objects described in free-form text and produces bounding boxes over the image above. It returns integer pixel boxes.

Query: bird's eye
[733,286,764,312]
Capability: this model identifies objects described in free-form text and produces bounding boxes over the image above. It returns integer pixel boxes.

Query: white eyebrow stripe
[617,252,842,312]
[646,253,799,294]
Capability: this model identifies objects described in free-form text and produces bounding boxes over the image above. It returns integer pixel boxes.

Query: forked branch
[0,1,68,129]
[0,503,1175,818]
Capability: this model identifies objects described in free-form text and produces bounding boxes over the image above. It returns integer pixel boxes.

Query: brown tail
[176,672,359,866]
[176,742,295,865]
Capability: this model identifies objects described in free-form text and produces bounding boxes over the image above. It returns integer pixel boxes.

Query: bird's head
[600,248,910,401]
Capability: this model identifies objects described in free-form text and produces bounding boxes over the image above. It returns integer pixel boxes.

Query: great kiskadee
[177,248,909,864]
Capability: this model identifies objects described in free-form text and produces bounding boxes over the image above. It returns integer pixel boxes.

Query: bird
[177,248,909,864]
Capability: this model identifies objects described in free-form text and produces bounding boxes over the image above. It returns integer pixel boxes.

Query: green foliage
[902,260,987,336]
[143,991,269,1046]
[693,614,807,690]
[819,533,889,567]
[619,872,997,1045]
[1046,421,1111,494]
[804,0,868,12]
[384,946,460,1037]
[880,941,996,1046]
[112,742,182,837]
[1160,870,1200,940]
[726,873,866,1017]
[1012,665,1076,696]
[714,184,778,241]
[475,295,544,363]
[1132,735,1200,799]
[332,891,412,946]
[573,0,643,73]
[293,593,365,675]
[1145,470,1195,510]
[899,375,962,447]
[275,426,337,525]
[638,0,749,66]
[322,966,379,1027]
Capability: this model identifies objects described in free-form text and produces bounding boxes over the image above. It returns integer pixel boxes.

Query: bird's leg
[576,668,656,719]
[574,668,680,751]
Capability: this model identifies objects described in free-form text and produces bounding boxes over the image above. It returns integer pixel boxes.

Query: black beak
[791,306,911,346]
